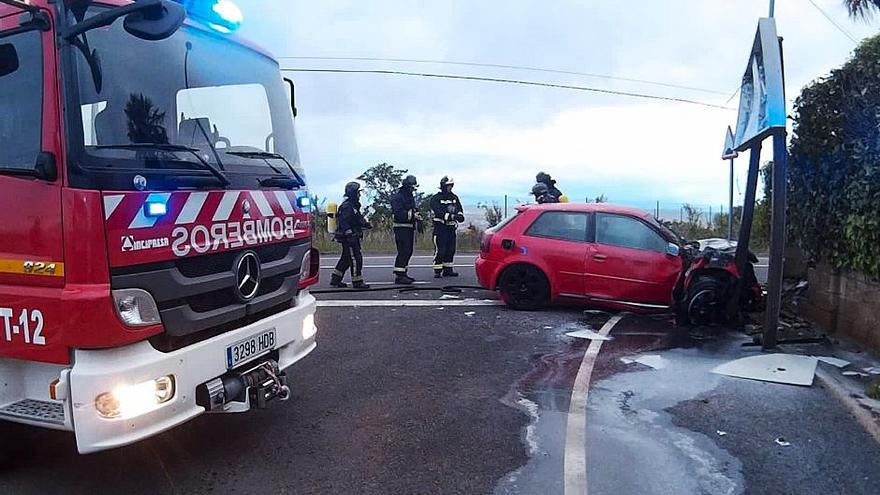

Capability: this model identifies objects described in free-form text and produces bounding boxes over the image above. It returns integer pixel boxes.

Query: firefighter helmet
[536,172,551,184]
[344,181,361,199]
[440,176,455,190]
[402,175,418,189]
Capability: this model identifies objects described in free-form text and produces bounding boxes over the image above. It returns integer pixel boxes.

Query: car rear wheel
[499,265,550,310]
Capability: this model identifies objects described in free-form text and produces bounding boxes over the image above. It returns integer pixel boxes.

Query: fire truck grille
[110,239,311,352]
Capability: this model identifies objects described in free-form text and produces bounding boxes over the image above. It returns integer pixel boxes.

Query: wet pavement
[1,254,878,494]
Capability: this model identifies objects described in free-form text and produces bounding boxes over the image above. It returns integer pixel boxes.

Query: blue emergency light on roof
[144,201,168,218]
[176,0,242,33]
[297,196,312,209]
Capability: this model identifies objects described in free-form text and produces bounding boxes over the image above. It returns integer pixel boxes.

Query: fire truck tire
[499,264,550,311]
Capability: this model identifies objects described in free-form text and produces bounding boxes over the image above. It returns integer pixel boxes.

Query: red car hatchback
[476,203,684,311]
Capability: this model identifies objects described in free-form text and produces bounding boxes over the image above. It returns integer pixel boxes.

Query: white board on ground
[812,356,850,368]
[565,329,611,341]
[620,354,667,369]
[711,354,817,386]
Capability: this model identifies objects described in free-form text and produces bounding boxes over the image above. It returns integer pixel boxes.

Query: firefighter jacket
[391,187,418,228]
[541,181,563,202]
[335,198,371,241]
[431,191,464,227]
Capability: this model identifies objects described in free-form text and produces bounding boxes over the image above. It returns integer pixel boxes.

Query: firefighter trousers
[393,227,416,274]
[333,238,364,282]
[433,224,457,274]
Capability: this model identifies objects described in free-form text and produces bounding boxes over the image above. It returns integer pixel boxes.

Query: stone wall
[802,263,880,351]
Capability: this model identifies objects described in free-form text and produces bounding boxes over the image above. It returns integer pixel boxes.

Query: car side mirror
[0,43,19,78]
[34,152,58,182]
[666,243,680,257]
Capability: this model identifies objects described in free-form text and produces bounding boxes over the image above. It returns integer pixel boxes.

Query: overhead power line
[281,68,734,110]
[806,0,859,44]
[277,55,730,96]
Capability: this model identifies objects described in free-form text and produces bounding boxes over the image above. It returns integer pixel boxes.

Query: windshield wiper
[95,143,231,186]
[224,151,305,187]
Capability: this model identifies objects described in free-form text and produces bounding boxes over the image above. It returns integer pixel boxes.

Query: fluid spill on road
[586,344,746,495]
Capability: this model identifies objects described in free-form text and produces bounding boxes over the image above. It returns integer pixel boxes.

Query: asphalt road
[1,253,877,494]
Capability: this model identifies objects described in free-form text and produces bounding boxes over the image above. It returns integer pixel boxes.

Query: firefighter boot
[442,267,460,277]
[395,273,414,285]
[353,280,371,289]
[434,270,443,279]
[329,274,348,288]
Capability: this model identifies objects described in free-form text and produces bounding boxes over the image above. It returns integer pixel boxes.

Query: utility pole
[769,0,775,17]
[504,195,508,218]
[728,157,735,241]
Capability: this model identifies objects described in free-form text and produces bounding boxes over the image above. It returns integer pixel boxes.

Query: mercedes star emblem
[242,200,252,214]
[233,251,261,302]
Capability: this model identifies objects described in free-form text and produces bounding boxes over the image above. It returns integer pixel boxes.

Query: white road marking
[359,281,429,286]
[316,299,503,307]
[320,264,449,269]
[564,314,624,495]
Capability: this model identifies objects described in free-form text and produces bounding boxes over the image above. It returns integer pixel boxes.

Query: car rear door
[584,213,681,307]
[522,211,589,297]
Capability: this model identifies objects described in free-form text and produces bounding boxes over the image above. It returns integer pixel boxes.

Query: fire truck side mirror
[0,44,19,78]
[34,152,58,182]
[284,78,298,118]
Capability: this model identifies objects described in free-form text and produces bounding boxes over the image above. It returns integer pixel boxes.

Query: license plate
[226,328,276,369]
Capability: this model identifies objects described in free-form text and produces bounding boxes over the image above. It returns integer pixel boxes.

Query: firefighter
[536,172,563,202]
[391,175,423,284]
[431,176,464,278]
[330,182,372,289]
[531,182,559,204]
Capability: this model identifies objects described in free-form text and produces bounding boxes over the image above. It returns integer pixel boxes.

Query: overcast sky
[236,0,877,211]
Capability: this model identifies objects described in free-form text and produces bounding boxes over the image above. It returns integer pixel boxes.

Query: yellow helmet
[559,195,569,203]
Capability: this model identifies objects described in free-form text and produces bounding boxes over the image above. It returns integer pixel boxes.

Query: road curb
[815,367,880,444]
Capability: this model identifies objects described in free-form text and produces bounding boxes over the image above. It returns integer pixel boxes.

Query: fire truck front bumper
[67,292,317,454]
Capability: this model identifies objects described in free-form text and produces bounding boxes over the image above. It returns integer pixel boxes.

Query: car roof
[516,202,655,221]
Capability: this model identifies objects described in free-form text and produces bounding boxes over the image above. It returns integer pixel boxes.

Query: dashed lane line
[564,314,625,495]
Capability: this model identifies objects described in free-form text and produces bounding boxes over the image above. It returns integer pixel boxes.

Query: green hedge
[788,33,880,277]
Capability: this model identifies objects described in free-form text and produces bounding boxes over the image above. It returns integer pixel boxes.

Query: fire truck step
[0,399,65,425]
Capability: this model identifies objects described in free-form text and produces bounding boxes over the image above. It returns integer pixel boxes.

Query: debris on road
[440,294,461,300]
[621,355,667,370]
[565,329,612,341]
[856,397,880,411]
[464,311,476,317]
[863,367,880,375]
[813,356,851,368]
[716,430,728,436]
[543,326,553,330]
[843,371,870,378]
[711,354,817,386]
[775,437,791,447]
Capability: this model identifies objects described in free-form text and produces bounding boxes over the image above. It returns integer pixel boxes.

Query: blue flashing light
[178,0,243,33]
[297,196,312,210]
[144,201,168,218]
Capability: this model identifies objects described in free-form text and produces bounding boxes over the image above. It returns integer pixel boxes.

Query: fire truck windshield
[67,6,304,190]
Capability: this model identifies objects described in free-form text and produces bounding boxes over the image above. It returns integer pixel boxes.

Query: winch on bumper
[67,293,317,454]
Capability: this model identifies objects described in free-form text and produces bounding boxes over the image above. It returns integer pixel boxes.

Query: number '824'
[0,308,46,346]
[23,261,57,275]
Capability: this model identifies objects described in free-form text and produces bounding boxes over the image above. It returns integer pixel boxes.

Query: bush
[788,33,880,277]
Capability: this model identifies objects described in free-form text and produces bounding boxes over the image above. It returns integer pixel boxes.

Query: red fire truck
[0,0,320,453]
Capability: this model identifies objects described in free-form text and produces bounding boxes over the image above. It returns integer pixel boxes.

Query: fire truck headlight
[112,289,161,327]
[302,313,317,340]
[96,376,175,419]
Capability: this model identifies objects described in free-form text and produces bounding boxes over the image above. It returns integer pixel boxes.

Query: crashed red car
[476,203,762,320]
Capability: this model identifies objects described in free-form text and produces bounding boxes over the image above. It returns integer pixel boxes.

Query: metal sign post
[730,17,787,350]
[721,126,739,241]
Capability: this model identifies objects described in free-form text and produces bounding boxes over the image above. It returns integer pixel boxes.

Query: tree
[357,163,429,230]
[478,201,503,227]
[844,0,880,17]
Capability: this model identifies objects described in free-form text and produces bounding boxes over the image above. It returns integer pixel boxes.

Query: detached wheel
[686,276,725,326]
[499,265,550,310]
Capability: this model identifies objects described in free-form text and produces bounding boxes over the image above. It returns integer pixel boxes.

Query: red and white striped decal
[101,189,311,267]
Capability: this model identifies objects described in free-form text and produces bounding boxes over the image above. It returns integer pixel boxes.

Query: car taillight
[481,232,494,254]
[299,247,320,289]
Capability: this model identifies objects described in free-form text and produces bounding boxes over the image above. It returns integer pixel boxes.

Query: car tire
[686,276,726,326]
[499,264,550,311]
